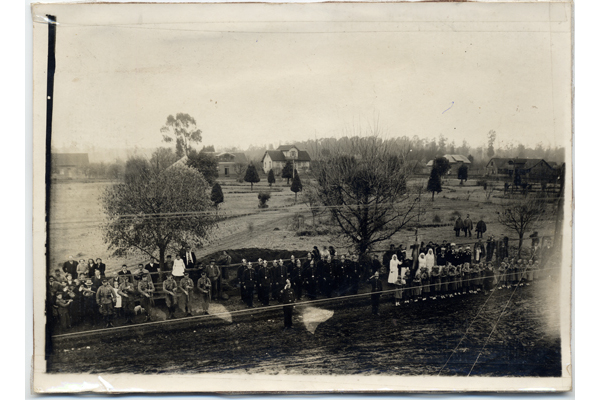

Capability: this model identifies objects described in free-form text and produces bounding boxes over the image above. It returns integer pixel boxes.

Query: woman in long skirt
[448,266,457,297]
[421,269,430,300]
[440,265,449,298]
[425,249,436,273]
[431,265,441,300]
[412,269,422,301]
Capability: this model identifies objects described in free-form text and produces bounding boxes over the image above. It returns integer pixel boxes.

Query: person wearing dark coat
[280,280,296,330]
[257,260,272,306]
[290,259,304,300]
[483,264,496,295]
[463,214,473,237]
[476,219,487,239]
[145,258,160,284]
[302,260,319,300]
[371,255,382,275]
[367,271,383,316]
[94,258,106,277]
[454,217,464,237]
[486,236,496,262]
[241,262,256,308]
[271,260,288,302]
[63,256,78,280]
[317,255,334,298]
[436,243,448,266]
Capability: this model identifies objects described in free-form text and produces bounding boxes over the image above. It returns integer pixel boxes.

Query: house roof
[486,158,552,169]
[426,154,470,167]
[216,152,247,164]
[53,153,89,167]
[262,149,312,163]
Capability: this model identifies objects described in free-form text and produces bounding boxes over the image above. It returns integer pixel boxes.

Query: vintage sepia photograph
[31,1,573,393]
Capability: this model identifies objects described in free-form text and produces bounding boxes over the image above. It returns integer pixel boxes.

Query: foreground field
[47,274,561,376]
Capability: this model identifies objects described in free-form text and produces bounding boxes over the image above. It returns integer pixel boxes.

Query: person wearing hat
[463,214,473,237]
[179,271,195,316]
[138,273,155,322]
[241,261,256,308]
[117,276,137,324]
[197,270,212,314]
[79,278,97,324]
[206,259,221,301]
[163,273,179,319]
[257,259,272,306]
[96,278,116,328]
[280,279,296,330]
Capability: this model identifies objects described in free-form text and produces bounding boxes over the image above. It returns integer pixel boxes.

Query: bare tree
[497,195,547,257]
[311,136,423,255]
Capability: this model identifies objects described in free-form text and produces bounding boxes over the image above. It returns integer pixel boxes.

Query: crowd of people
[48,233,554,332]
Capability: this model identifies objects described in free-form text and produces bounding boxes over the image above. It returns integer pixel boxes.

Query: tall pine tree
[267,169,276,187]
[244,163,260,191]
[290,169,303,202]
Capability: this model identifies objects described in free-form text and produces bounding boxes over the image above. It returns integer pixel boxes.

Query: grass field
[48,177,556,277]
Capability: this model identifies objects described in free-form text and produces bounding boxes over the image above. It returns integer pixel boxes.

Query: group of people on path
[453,214,488,238]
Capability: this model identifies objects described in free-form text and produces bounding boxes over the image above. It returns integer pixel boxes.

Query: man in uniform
[138,273,155,322]
[318,255,334,298]
[117,276,137,324]
[241,262,256,308]
[257,260,272,306]
[272,259,288,302]
[179,271,195,316]
[303,259,318,300]
[163,273,178,319]
[197,270,212,314]
[206,259,222,301]
[280,279,296,330]
[96,278,116,328]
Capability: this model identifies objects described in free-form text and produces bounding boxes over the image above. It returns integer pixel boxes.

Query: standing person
[367,271,383,316]
[388,255,400,291]
[463,246,472,265]
[172,254,186,285]
[197,271,212,315]
[348,254,361,295]
[476,218,487,239]
[436,242,448,266]
[77,259,88,280]
[241,262,256,308]
[137,273,155,322]
[162,255,174,281]
[303,259,318,300]
[79,279,97,325]
[440,265,449,299]
[63,256,78,279]
[272,259,288,302]
[486,236,496,262]
[117,276,136,324]
[291,259,304,300]
[382,245,395,282]
[257,260,272,306]
[206,259,222,301]
[54,293,73,331]
[318,255,333,298]
[182,246,197,282]
[463,214,473,237]
[430,264,441,300]
[163,273,178,319]
[179,272,195,316]
[474,240,486,263]
[96,278,116,328]
[95,258,106,277]
[421,268,431,300]
[146,258,160,284]
[86,259,97,278]
[280,279,296,331]
[425,249,436,273]
[448,265,457,297]
[417,253,427,272]
[412,269,423,301]
[110,278,122,320]
[371,254,382,276]
[118,264,134,283]
[454,216,464,237]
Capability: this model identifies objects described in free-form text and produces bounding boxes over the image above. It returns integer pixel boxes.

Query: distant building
[261,145,311,174]
[486,158,555,182]
[215,152,248,177]
[51,153,89,178]
[426,154,471,174]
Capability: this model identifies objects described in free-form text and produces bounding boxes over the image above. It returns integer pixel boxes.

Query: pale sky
[39,2,572,151]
